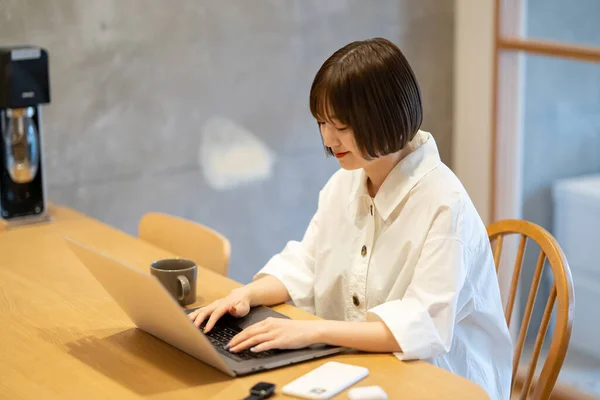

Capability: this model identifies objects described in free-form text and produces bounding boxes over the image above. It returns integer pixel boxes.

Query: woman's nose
[320,123,340,148]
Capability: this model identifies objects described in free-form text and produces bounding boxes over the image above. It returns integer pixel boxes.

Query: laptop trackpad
[185,304,290,330]
[235,305,290,329]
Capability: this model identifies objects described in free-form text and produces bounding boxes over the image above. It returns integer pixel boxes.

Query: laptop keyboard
[199,320,279,362]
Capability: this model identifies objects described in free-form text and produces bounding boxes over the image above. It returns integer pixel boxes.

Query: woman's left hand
[227,318,320,353]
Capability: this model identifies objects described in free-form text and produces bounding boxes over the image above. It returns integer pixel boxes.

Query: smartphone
[282,361,369,399]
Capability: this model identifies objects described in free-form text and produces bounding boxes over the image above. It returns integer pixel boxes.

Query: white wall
[453,0,495,224]
[454,1,521,338]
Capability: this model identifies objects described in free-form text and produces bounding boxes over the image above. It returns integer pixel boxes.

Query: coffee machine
[0,45,50,222]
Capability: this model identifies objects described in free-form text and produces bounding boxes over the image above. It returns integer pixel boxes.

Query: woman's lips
[335,152,349,159]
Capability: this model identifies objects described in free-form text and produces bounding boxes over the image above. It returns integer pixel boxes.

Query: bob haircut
[309,38,423,159]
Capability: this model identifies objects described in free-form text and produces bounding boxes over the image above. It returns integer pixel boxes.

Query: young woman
[189,38,512,399]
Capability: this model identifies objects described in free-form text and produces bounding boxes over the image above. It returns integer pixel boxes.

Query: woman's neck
[364,147,412,197]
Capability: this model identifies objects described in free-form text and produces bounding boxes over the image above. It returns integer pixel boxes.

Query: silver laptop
[64,237,343,377]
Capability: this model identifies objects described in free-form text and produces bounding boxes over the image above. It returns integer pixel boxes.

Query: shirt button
[361,245,367,257]
[352,295,360,307]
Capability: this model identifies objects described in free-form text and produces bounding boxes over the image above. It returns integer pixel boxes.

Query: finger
[227,322,268,348]
[249,340,280,353]
[194,300,219,327]
[229,301,249,318]
[229,332,274,353]
[187,309,200,320]
[192,304,217,327]
[192,309,210,327]
[188,306,208,320]
[204,305,231,333]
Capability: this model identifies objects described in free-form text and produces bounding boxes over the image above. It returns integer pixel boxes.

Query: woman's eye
[316,121,348,131]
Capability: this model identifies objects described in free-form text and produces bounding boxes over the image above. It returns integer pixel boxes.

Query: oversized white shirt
[255,130,512,400]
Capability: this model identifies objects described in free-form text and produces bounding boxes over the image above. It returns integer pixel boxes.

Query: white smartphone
[282,361,369,399]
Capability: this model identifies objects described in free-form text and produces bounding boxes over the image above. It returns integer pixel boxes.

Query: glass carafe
[3,107,39,184]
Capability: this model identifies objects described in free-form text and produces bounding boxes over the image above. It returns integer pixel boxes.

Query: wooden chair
[138,212,231,277]
[487,219,575,400]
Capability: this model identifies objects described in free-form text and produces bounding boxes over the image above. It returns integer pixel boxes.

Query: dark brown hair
[309,38,423,159]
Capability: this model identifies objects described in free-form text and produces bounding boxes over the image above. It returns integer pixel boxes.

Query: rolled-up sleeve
[366,236,468,360]
[253,192,323,314]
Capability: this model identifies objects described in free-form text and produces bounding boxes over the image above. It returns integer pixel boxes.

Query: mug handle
[177,275,191,301]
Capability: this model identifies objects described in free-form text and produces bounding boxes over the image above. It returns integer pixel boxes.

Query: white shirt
[256,130,512,400]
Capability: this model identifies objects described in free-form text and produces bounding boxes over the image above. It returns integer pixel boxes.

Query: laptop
[63,237,344,377]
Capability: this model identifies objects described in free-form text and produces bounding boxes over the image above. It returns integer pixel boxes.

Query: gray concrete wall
[522,0,600,342]
[1,0,454,283]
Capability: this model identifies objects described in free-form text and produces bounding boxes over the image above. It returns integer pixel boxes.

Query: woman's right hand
[187,287,252,333]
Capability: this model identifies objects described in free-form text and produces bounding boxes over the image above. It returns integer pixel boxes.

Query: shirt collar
[348,130,442,222]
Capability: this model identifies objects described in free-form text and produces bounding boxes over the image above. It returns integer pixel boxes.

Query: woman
[189,38,512,400]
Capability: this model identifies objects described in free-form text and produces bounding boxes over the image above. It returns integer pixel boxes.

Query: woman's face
[319,119,371,171]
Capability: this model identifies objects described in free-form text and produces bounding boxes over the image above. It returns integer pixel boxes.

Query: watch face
[251,382,275,395]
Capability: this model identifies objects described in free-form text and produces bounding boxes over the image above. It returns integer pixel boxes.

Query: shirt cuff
[254,245,315,314]
[366,298,450,360]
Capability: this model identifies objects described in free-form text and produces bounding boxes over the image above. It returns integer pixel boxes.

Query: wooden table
[0,205,489,400]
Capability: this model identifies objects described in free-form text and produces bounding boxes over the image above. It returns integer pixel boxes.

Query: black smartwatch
[243,382,276,400]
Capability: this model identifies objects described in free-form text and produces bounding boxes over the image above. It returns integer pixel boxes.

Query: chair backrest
[138,212,231,277]
[487,219,574,400]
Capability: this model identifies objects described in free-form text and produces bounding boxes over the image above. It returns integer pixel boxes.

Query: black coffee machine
[0,45,50,221]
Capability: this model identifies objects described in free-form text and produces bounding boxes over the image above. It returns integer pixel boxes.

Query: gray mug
[150,258,197,306]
